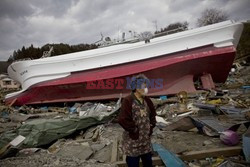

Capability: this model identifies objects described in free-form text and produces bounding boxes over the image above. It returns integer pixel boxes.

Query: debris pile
[0,58,250,167]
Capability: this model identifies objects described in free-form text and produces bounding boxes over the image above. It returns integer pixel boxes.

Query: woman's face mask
[143,87,148,95]
[137,85,148,96]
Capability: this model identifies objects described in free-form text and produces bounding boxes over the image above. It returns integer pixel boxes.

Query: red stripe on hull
[5,45,235,105]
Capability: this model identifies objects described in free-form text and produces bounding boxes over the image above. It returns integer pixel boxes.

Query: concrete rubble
[0,58,250,167]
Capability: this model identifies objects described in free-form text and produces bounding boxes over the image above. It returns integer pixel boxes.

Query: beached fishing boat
[5,20,243,105]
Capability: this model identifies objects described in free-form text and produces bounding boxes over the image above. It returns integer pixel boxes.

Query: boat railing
[153,27,187,38]
[41,46,54,58]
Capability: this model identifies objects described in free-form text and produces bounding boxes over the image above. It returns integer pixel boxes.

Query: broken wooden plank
[92,129,99,142]
[111,138,118,163]
[115,146,242,166]
[163,117,195,131]
[0,135,25,158]
[8,98,17,108]
[179,146,242,161]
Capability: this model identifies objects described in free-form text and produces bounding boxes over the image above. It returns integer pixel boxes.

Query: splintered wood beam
[8,98,17,107]
[179,146,242,161]
[111,138,118,163]
[115,146,242,166]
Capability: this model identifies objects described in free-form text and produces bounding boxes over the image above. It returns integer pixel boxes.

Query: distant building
[0,74,20,89]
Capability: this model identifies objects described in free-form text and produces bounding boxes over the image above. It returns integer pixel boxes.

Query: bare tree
[197,8,229,27]
[139,31,153,41]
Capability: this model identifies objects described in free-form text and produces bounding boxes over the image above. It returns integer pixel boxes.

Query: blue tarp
[243,129,250,162]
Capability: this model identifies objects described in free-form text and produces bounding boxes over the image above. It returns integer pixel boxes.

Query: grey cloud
[68,0,126,23]
[224,0,250,21]
[0,0,249,61]
[29,0,79,18]
[169,0,195,12]
[0,0,35,19]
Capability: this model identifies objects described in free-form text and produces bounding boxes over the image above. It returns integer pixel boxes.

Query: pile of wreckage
[0,60,250,167]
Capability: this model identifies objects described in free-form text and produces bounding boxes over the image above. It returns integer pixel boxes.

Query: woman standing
[118,74,156,167]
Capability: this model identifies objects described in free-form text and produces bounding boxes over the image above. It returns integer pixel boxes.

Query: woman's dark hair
[130,74,149,92]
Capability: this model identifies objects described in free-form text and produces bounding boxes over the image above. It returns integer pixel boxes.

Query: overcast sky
[0,0,249,61]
